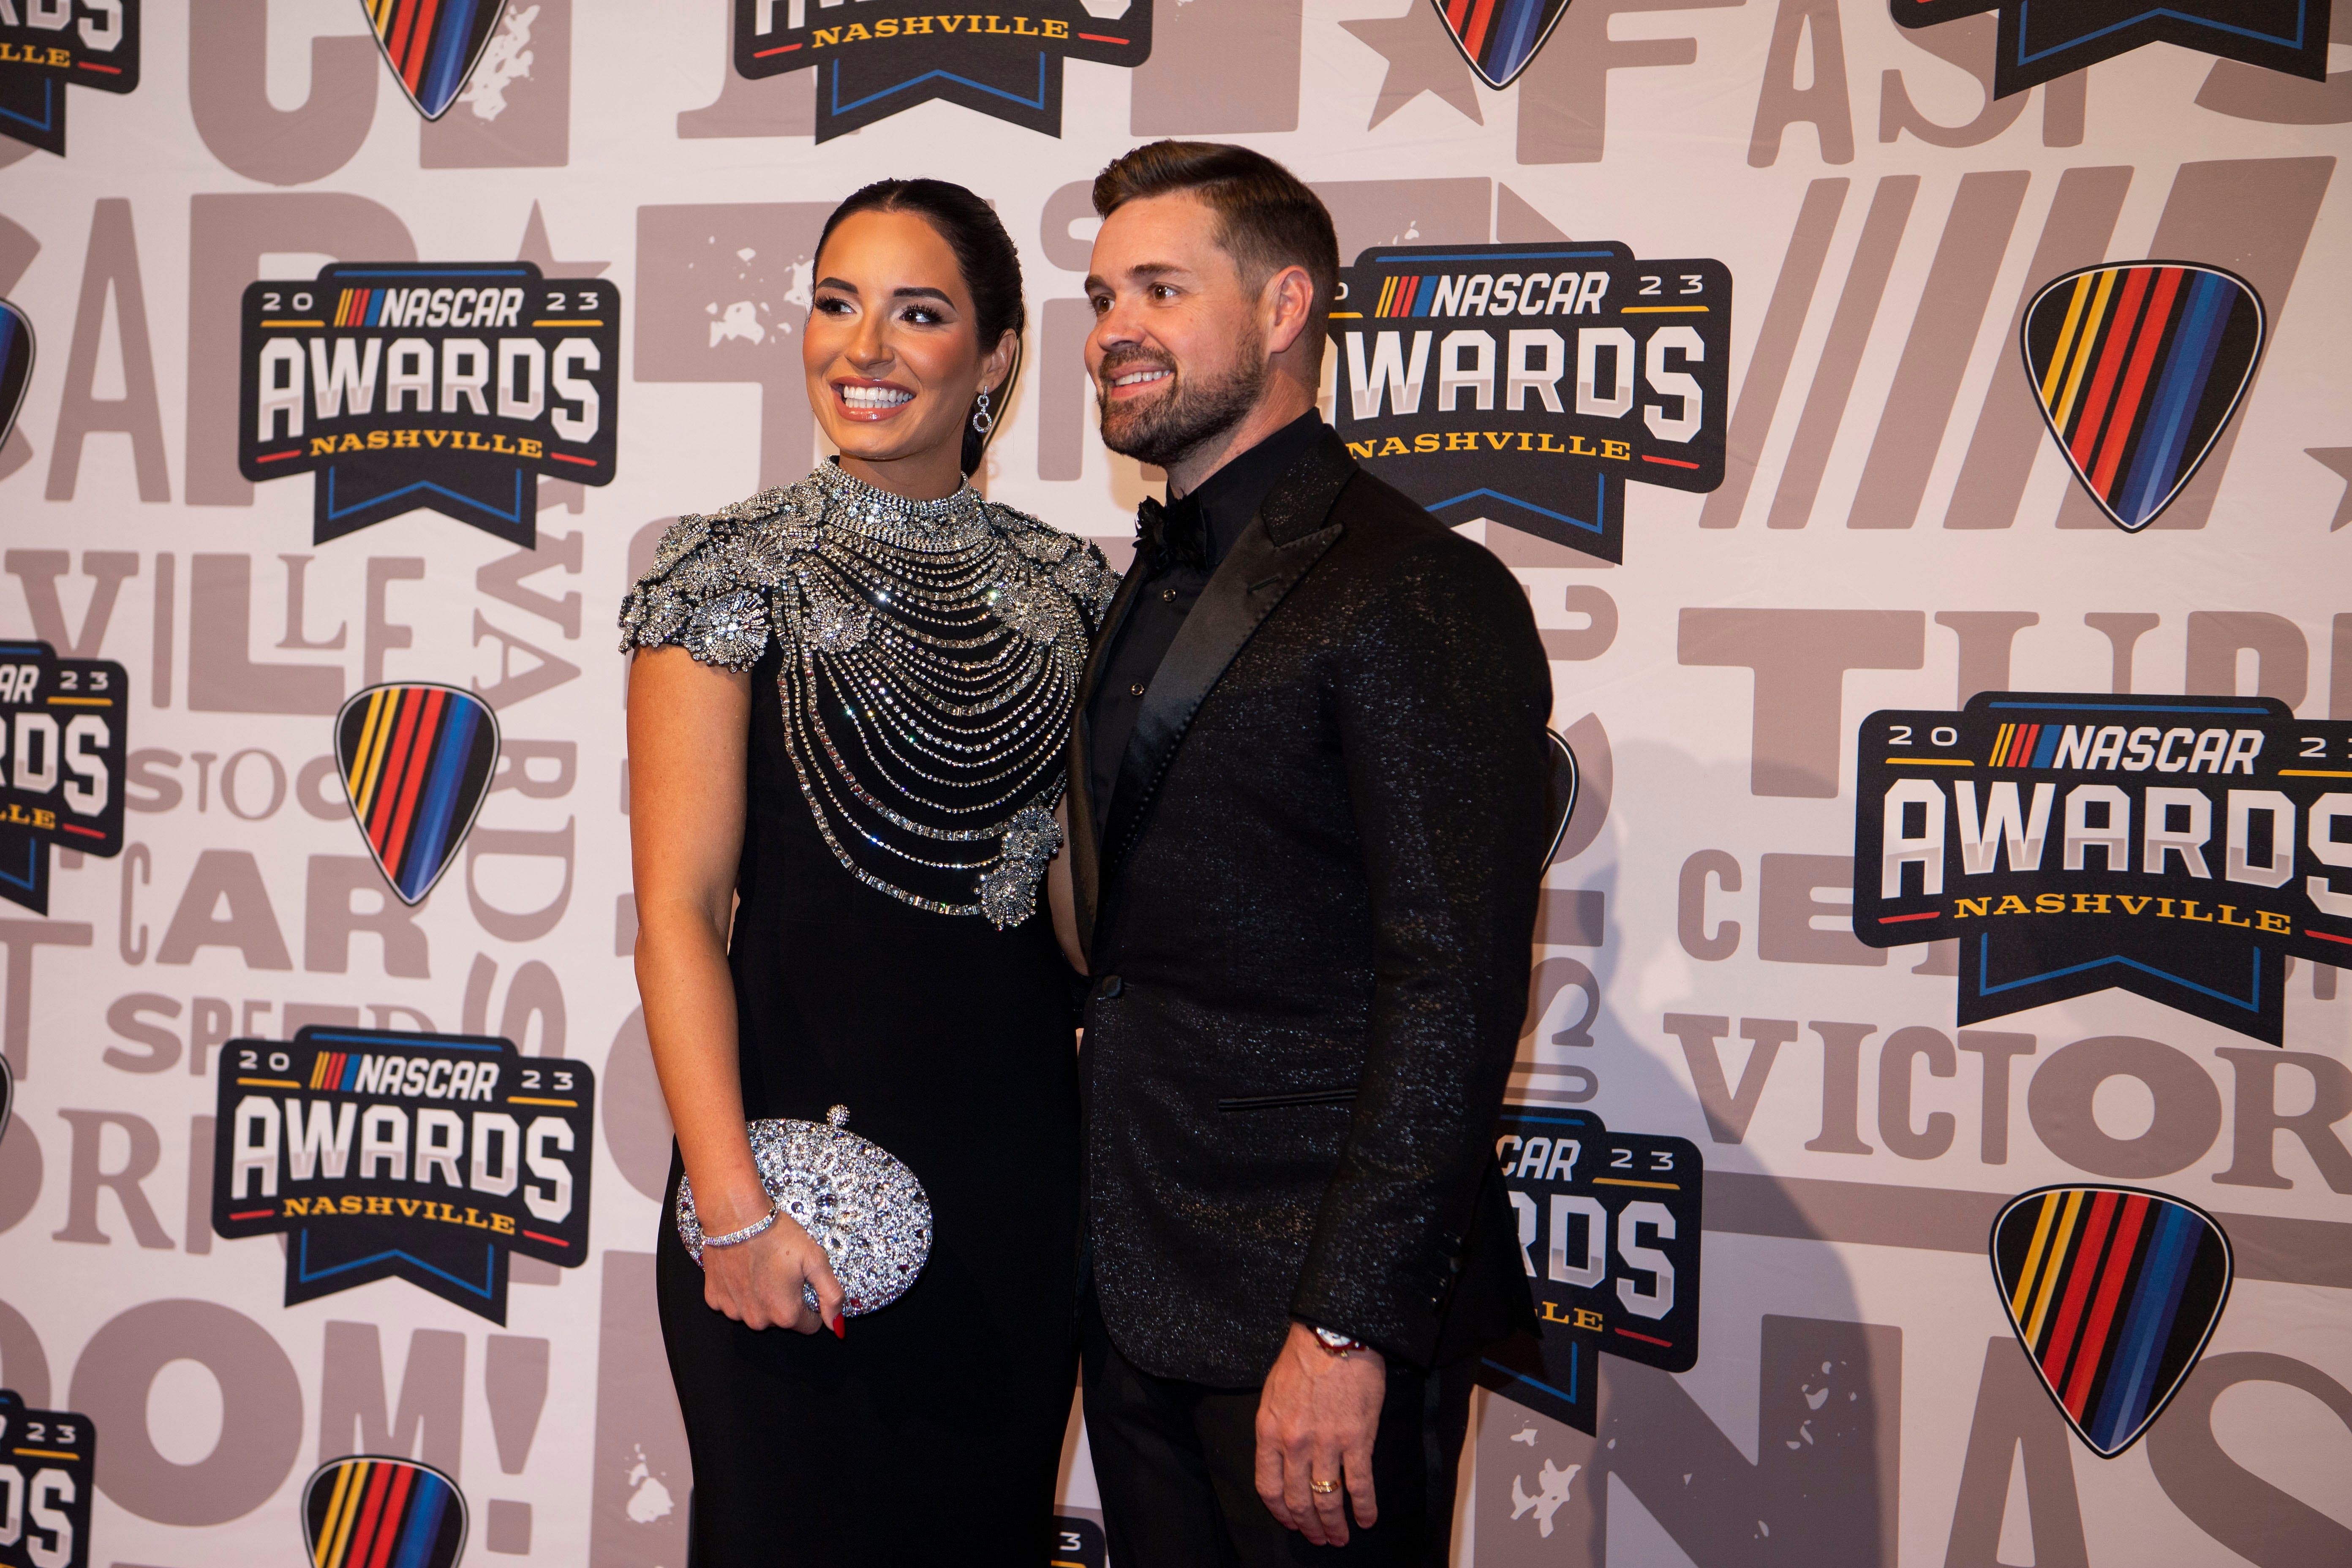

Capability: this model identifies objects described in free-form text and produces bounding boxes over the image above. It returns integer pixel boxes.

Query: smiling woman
[806,180,1026,491]
[619,179,1115,1563]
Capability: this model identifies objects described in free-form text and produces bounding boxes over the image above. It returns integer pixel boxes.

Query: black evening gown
[626,468,1112,1565]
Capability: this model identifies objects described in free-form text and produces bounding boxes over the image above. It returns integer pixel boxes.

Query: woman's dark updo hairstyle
[815,178,1026,478]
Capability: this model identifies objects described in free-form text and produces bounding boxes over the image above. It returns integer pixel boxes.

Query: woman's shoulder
[616,481,819,668]
[980,499,1122,626]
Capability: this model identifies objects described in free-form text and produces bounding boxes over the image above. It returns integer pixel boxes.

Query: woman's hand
[698,1188,847,1335]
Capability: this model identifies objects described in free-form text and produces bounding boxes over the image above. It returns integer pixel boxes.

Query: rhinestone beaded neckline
[621,463,1116,926]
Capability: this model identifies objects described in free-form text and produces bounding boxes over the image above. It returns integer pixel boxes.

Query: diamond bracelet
[700,1198,783,1251]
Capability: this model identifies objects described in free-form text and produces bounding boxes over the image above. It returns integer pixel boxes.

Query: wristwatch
[1309,1325,1366,1358]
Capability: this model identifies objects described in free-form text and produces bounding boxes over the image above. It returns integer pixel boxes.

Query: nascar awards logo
[1895,0,2328,98]
[1991,1185,2231,1458]
[1431,0,1568,89]
[0,0,137,157]
[0,1388,95,1568]
[1475,1109,1702,1434]
[362,0,510,120]
[238,261,618,546]
[335,683,499,906]
[303,1456,467,1568]
[1326,242,1729,564]
[2022,263,2263,533]
[0,639,128,916]
[1853,691,2352,1045]
[214,1025,595,1323]
[732,0,1150,141]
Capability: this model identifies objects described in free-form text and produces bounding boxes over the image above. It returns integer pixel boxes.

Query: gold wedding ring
[1309,1478,1340,1495]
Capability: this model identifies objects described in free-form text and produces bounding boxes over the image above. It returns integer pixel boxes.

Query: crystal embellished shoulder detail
[620,463,1119,926]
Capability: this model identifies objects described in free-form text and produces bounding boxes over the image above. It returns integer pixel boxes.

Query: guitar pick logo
[0,297,32,450]
[1540,727,1579,870]
[362,0,510,120]
[2021,262,2264,533]
[1431,0,1571,89]
[303,1455,468,1568]
[335,683,500,905]
[1991,1185,2232,1457]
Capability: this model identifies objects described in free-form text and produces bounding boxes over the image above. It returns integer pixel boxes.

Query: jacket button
[1097,975,1123,999]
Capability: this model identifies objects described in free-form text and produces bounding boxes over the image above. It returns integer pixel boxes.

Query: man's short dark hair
[1093,141,1340,351]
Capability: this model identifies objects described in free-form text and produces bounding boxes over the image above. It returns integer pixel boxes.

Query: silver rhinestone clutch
[675,1105,932,1316]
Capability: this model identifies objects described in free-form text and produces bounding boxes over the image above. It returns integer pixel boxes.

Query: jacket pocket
[1215,1087,1358,1112]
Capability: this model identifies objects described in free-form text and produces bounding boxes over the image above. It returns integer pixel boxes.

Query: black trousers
[1080,1287,1473,1567]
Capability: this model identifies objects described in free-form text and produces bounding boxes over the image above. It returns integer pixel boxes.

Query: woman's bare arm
[1047,794,1086,975]
[629,646,842,1332]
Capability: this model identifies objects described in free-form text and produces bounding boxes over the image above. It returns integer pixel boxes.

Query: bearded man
[1059,141,1552,1565]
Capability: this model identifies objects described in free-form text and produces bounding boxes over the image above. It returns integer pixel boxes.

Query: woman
[621,179,1115,1563]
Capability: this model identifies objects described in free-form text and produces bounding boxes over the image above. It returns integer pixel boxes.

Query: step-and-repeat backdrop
[0,3,2346,1564]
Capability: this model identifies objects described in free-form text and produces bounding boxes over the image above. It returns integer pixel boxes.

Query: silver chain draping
[773,465,1086,925]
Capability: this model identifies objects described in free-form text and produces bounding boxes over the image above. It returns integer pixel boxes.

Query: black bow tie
[1135,494,1209,572]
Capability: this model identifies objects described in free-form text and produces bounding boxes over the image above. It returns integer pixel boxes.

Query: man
[1067,141,1552,1565]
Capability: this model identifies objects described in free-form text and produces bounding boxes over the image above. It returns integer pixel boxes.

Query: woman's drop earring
[971,389,995,435]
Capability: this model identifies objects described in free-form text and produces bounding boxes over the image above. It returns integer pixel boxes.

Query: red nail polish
[831,1314,847,1340]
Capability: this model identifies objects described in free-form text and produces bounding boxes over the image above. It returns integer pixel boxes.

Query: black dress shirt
[1086,411,1326,844]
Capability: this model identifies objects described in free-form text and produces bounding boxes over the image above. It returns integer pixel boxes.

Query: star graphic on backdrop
[517,201,608,279]
[2308,447,2352,531]
[1341,3,1483,130]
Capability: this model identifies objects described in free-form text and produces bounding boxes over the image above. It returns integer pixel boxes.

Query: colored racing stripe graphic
[1372,274,1443,318]
[336,683,499,905]
[1987,722,2046,768]
[2022,263,2263,532]
[307,1050,365,1092]
[305,1456,466,1568]
[1992,1185,2231,1456]
[363,0,506,120]
[334,288,395,328]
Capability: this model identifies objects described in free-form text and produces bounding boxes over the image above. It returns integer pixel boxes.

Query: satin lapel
[1100,430,1357,874]
[1068,550,1154,958]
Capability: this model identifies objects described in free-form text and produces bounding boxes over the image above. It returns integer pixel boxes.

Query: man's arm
[1290,526,1552,1362]
[1253,524,1549,1544]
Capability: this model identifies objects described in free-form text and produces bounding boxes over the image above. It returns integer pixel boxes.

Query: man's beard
[1095,333,1269,471]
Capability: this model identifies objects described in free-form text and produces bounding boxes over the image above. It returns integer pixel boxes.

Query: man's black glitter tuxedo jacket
[1069,426,1551,1386]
